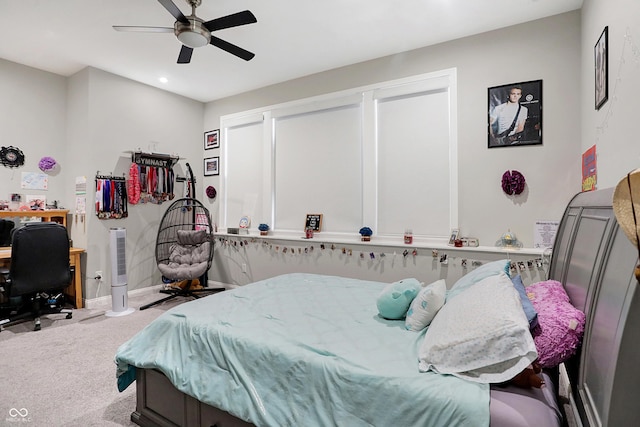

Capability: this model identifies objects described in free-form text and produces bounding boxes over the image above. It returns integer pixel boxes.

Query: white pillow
[405,280,446,332]
[418,272,537,383]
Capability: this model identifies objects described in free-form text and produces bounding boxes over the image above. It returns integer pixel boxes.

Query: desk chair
[0,222,72,331]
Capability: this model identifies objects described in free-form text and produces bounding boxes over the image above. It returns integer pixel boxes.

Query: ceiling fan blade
[113,26,173,33]
[204,10,257,32]
[158,0,188,24]
[210,35,255,61]
[177,45,193,64]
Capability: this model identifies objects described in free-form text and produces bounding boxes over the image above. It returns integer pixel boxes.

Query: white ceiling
[0,0,583,103]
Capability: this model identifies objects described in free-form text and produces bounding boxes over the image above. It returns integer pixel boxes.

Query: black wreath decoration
[502,170,526,195]
[0,146,25,168]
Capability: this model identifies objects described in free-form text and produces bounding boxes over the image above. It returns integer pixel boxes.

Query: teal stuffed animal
[376,278,422,320]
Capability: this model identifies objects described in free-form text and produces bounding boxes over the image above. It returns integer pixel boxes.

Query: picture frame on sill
[204,156,219,176]
[304,214,323,232]
[595,26,608,110]
[488,79,543,148]
[448,228,460,246]
[204,129,219,150]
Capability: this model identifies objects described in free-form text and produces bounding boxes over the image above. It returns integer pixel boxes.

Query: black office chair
[0,222,73,331]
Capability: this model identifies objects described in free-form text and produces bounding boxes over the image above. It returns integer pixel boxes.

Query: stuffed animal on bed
[376,278,422,320]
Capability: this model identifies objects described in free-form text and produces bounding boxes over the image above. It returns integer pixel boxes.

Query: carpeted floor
[0,292,183,426]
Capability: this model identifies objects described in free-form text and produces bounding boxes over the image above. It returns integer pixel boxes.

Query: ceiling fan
[113,0,257,63]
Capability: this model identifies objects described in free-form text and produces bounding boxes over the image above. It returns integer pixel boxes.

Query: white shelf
[216,231,547,257]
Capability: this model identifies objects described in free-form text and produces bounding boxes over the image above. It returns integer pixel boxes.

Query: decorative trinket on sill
[258,223,270,236]
[359,226,373,241]
[496,230,523,248]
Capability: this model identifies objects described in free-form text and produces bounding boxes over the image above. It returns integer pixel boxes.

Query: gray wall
[0,62,205,302]
[0,59,68,207]
[580,0,640,188]
[203,12,582,287]
[66,68,205,300]
[3,2,634,300]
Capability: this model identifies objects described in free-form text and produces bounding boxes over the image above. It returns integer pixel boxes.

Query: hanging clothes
[129,152,178,204]
[95,175,128,219]
[127,163,141,205]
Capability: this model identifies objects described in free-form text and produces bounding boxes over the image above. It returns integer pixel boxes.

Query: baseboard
[84,284,164,309]
[84,281,231,310]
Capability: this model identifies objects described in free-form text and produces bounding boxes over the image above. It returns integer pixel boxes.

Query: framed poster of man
[488,80,543,148]
[594,26,608,110]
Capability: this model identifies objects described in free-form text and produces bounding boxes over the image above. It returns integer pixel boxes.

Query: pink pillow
[526,280,585,368]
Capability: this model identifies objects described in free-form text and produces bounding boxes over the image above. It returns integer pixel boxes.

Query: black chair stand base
[0,294,72,331]
[139,279,223,311]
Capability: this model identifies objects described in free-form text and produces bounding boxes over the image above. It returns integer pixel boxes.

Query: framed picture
[595,26,608,110]
[448,228,459,245]
[304,214,323,232]
[488,79,543,148]
[204,156,219,176]
[204,129,219,150]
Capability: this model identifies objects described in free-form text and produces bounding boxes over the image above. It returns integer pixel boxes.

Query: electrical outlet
[241,263,247,273]
[95,270,103,280]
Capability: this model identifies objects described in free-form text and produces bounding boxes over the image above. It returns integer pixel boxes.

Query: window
[220,68,457,242]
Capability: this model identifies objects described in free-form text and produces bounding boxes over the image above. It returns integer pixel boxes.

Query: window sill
[216,231,547,256]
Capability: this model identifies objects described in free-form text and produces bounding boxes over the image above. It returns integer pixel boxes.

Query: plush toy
[376,278,422,319]
[508,362,545,389]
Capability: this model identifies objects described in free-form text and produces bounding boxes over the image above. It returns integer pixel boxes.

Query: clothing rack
[96,173,126,181]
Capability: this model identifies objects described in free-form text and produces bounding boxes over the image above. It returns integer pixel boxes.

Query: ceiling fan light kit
[175,19,209,48]
[114,0,256,63]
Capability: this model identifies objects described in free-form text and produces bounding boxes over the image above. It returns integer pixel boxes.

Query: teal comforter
[115,273,489,426]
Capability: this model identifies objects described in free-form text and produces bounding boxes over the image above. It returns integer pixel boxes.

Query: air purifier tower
[106,227,134,317]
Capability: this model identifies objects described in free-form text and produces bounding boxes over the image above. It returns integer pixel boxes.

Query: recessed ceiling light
[159,77,168,84]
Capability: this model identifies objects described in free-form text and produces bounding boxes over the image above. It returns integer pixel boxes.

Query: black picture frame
[204,129,219,150]
[204,156,219,176]
[304,214,323,232]
[488,80,543,148]
[595,26,608,110]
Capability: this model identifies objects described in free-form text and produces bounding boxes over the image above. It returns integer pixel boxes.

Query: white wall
[581,0,640,188]
[204,12,582,287]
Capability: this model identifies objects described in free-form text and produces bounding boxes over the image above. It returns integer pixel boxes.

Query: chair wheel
[66,313,72,319]
[34,323,41,331]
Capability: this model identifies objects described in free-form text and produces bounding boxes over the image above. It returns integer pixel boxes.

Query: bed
[115,186,640,427]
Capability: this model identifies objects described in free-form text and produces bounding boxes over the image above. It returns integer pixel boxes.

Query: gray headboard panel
[549,187,640,427]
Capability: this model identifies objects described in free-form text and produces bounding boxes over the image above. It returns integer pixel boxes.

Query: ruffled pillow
[526,280,585,368]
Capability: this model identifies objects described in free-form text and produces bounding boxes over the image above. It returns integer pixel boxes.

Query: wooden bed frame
[129,187,640,427]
